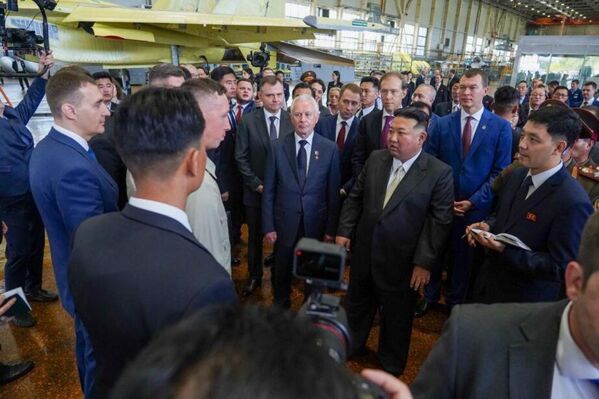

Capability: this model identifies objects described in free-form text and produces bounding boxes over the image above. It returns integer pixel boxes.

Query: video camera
[294,238,388,399]
[246,43,270,69]
[0,0,54,77]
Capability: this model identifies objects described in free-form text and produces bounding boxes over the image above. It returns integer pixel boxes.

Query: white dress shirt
[460,106,485,144]
[53,124,89,151]
[550,302,599,398]
[387,150,421,187]
[186,158,231,274]
[295,131,314,173]
[335,115,355,144]
[525,162,563,199]
[264,109,282,139]
[358,103,376,118]
[129,197,192,232]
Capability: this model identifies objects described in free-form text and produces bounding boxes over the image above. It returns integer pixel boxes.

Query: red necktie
[462,115,473,157]
[380,115,394,149]
[235,105,243,122]
[337,121,347,150]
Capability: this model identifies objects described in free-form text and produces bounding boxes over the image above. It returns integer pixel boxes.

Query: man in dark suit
[262,95,340,308]
[493,86,521,159]
[69,88,237,399]
[569,79,583,108]
[233,78,256,122]
[0,52,57,329]
[92,71,118,114]
[415,67,429,88]
[315,83,362,198]
[400,71,413,108]
[447,69,459,93]
[467,106,593,303]
[412,212,599,399]
[357,76,380,119]
[352,72,405,178]
[517,80,529,106]
[581,81,599,107]
[434,82,460,117]
[235,76,293,296]
[29,69,118,397]
[432,74,449,108]
[275,70,290,104]
[336,108,454,375]
[423,69,512,312]
[210,66,243,257]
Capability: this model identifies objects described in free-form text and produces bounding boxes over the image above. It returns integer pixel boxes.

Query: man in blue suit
[233,78,256,122]
[262,95,341,308]
[315,83,362,198]
[0,51,57,328]
[466,106,593,303]
[581,81,599,107]
[423,69,512,313]
[29,69,118,397]
[569,79,583,108]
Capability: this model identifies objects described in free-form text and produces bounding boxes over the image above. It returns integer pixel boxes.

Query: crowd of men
[1,54,599,399]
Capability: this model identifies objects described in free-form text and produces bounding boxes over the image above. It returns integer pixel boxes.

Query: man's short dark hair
[310,78,326,93]
[517,80,528,86]
[578,212,599,287]
[526,106,581,149]
[462,69,488,87]
[360,76,379,89]
[93,71,112,81]
[299,70,316,82]
[180,78,226,100]
[179,66,192,80]
[583,81,597,90]
[111,305,356,399]
[292,82,315,98]
[210,66,236,83]
[112,87,204,179]
[409,101,432,118]
[339,83,361,98]
[554,86,569,94]
[548,80,560,87]
[449,69,456,75]
[259,75,282,91]
[493,85,520,115]
[148,64,185,84]
[393,106,430,131]
[275,70,284,76]
[46,70,97,117]
[572,79,580,85]
[237,78,253,87]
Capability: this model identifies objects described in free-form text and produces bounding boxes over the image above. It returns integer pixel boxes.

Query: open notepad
[471,228,532,251]
[1,287,32,317]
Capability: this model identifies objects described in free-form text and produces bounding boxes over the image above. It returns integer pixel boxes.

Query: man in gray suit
[411,212,599,399]
[336,107,454,375]
[235,75,293,296]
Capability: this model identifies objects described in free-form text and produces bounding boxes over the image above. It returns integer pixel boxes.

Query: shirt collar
[337,114,354,126]
[52,123,89,151]
[295,131,314,146]
[461,106,485,122]
[264,108,281,120]
[392,149,422,174]
[383,108,395,118]
[527,161,563,189]
[556,302,599,380]
[206,157,216,174]
[128,197,192,232]
[361,104,375,114]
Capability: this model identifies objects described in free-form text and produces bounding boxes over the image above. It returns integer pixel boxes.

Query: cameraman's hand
[335,236,351,250]
[265,231,277,244]
[38,50,54,79]
[361,369,413,399]
[0,295,17,325]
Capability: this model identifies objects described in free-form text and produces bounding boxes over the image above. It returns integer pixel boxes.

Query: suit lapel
[256,111,271,151]
[451,112,463,158]
[370,110,383,148]
[509,301,566,399]
[380,152,427,218]
[373,151,394,211]
[465,110,490,159]
[504,168,565,231]
[283,134,300,184]
[280,111,294,138]
[306,134,322,185]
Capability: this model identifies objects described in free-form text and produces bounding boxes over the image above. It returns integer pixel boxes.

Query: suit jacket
[483,95,494,110]
[415,75,426,88]
[432,84,449,108]
[351,109,384,178]
[208,109,239,194]
[447,76,459,93]
[29,128,118,315]
[582,98,599,107]
[319,103,332,118]
[0,77,46,198]
[433,101,454,117]
[411,300,568,399]
[262,133,340,247]
[337,150,454,291]
[89,117,128,209]
[474,166,592,303]
[315,114,359,193]
[68,205,237,398]
[569,88,583,107]
[235,109,293,207]
[425,109,512,218]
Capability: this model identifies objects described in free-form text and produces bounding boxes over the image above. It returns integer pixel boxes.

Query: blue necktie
[297,140,308,188]
[87,148,97,162]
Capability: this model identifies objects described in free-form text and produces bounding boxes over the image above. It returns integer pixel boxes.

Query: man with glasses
[552,86,570,105]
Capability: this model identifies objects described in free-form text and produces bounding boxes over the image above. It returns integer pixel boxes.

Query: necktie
[583,101,589,107]
[236,105,243,122]
[383,166,405,208]
[452,104,459,113]
[380,115,394,149]
[357,109,364,119]
[269,116,278,140]
[297,140,308,188]
[87,148,97,162]
[337,121,347,150]
[462,115,474,157]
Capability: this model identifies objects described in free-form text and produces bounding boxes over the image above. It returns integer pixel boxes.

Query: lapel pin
[481,125,487,130]
[314,150,320,160]
[526,212,537,222]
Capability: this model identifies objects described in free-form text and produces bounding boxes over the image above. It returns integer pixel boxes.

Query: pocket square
[526,212,537,222]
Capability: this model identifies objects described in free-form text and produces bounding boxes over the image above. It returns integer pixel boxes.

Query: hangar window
[314,33,336,49]
[340,30,360,50]
[383,33,399,53]
[285,3,311,19]
[317,7,337,19]
[465,36,475,54]
[364,31,381,52]
[416,26,427,56]
[400,24,415,53]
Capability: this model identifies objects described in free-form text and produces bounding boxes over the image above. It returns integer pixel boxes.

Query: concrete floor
[0,79,449,398]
